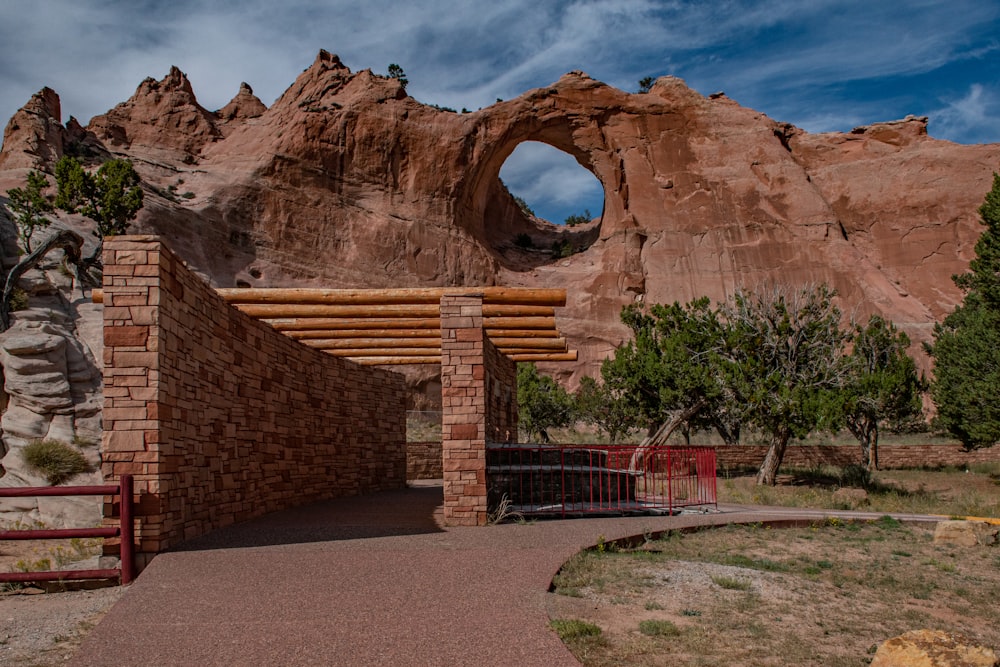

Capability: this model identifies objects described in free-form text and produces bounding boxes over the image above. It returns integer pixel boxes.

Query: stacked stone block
[102,236,406,568]
[439,294,517,526]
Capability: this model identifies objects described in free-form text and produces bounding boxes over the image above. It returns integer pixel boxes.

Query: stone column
[440,294,488,526]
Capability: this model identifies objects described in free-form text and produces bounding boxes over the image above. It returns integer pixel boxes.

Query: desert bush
[20,439,92,485]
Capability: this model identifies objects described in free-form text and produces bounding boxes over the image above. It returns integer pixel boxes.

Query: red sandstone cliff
[1,49,998,395]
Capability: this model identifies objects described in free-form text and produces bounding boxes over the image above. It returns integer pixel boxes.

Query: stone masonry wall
[483,335,517,445]
[102,236,406,566]
[440,294,488,526]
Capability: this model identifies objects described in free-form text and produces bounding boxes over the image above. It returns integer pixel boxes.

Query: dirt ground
[0,540,123,666]
[547,520,1000,667]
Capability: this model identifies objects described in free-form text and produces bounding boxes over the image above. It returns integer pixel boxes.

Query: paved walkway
[69,485,942,666]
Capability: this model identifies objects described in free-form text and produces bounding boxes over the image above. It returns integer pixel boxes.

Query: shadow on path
[172,485,445,552]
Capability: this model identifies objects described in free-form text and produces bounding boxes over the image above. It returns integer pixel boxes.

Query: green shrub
[564,209,592,226]
[551,240,574,258]
[9,287,29,311]
[710,574,752,591]
[20,439,92,485]
[639,619,680,636]
[550,619,602,640]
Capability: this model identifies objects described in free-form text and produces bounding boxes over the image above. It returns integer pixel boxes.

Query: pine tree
[929,173,1000,449]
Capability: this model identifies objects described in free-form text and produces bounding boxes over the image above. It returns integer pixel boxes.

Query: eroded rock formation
[1,49,999,399]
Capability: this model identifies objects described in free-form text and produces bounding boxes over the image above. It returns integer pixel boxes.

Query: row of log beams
[345,351,577,365]
[300,337,568,352]
[267,316,558,331]
[93,287,577,363]
[231,303,556,318]
[216,287,566,307]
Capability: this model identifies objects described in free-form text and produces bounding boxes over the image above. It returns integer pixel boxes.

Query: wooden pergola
[203,287,577,366]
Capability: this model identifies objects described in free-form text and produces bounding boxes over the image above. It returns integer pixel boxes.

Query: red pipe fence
[487,444,717,517]
[0,474,134,585]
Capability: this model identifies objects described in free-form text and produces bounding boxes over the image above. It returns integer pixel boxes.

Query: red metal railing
[0,474,134,585]
[486,444,716,517]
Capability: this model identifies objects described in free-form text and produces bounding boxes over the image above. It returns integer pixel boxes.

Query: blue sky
[1,0,997,224]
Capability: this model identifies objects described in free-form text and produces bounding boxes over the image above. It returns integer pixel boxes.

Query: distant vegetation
[519,284,925,485]
[0,156,144,330]
[638,76,655,93]
[564,209,591,226]
[386,63,408,89]
[513,194,534,216]
[4,170,53,252]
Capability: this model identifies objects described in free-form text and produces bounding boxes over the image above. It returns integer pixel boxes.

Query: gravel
[0,586,124,665]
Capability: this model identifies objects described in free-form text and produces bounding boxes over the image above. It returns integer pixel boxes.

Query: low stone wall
[407,441,443,479]
[102,237,406,567]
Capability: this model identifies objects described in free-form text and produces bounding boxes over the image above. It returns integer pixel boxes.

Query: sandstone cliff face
[0,257,103,527]
[1,49,998,397]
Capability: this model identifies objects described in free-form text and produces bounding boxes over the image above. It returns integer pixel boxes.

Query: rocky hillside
[1,49,999,400]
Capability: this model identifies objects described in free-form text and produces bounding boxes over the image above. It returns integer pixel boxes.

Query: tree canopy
[54,156,143,245]
[5,170,54,253]
[589,285,922,484]
[840,315,924,469]
[516,363,574,443]
[930,172,1000,450]
[387,63,408,89]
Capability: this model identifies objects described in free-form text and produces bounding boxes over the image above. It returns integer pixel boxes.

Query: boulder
[934,520,999,547]
[871,630,998,667]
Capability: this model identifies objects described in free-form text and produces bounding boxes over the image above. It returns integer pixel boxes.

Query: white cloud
[0,0,996,209]
[500,142,604,222]
[928,84,1000,144]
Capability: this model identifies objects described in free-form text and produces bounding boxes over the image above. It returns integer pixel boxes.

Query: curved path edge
[69,488,948,666]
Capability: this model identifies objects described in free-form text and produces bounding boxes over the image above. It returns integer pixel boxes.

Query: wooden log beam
[481,305,555,318]
[234,304,442,319]
[217,287,566,307]
[323,348,441,357]
[301,338,441,350]
[483,329,560,339]
[507,351,579,362]
[490,337,567,350]
[267,318,442,331]
[286,329,441,340]
[483,316,557,330]
[346,356,443,366]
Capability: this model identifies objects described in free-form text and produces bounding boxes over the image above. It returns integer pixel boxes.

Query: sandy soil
[0,540,124,666]
[547,521,1000,667]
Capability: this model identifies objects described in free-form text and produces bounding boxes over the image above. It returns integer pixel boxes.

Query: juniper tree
[5,170,53,253]
[54,156,143,263]
[930,172,1000,449]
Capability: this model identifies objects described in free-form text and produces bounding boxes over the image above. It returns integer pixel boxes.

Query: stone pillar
[440,294,488,526]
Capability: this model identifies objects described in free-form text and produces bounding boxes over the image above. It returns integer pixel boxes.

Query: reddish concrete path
[70,487,942,666]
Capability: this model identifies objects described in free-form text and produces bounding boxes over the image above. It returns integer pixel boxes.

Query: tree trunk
[866,424,880,471]
[0,229,85,332]
[631,399,706,472]
[849,417,880,472]
[714,420,740,446]
[755,428,791,486]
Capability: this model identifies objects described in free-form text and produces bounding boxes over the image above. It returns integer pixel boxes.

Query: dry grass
[718,463,1000,518]
[548,519,1000,666]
